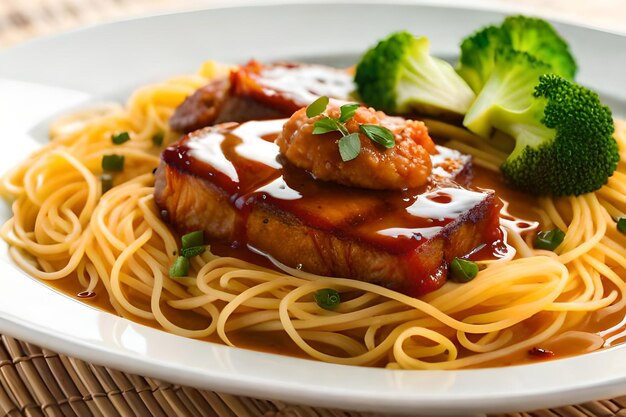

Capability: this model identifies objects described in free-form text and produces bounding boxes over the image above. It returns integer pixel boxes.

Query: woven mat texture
[2,1,626,416]
[1,333,626,417]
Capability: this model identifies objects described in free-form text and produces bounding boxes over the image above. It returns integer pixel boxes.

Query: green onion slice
[534,229,565,251]
[449,258,479,283]
[169,256,190,278]
[314,288,341,310]
[100,173,113,194]
[152,132,164,146]
[181,230,204,249]
[181,246,206,258]
[101,154,125,172]
[111,132,130,145]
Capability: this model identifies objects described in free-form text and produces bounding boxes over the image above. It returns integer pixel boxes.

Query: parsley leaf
[307,96,395,162]
[359,124,395,148]
[339,103,360,123]
[313,117,342,134]
[306,96,329,118]
[338,133,361,161]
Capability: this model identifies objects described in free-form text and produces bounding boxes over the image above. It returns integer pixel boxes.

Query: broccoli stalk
[457,15,577,93]
[464,48,551,138]
[355,32,475,117]
[463,49,618,196]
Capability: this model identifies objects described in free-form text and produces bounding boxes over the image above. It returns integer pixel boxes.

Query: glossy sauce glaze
[45,151,625,368]
[162,119,502,258]
[170,62,356,133]
[246,62,356,108]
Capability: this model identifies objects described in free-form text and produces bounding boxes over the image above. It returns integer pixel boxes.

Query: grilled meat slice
[170,61,354,133]
[154,120,502,297]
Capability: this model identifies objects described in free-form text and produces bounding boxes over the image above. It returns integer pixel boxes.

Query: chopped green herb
[314,288,341,310]
[169,256,190,277]
[100,173,113,194]
[181,230,204,249]
[306,96,329,118]
[359,124,395,148]
[313,117,343,135]
[307,96,397,162]
[616,217,626,234]
[111,132,130,145]
[339,103,360,123]
[152,131,164,146]
[181,245,206,258]
[338,133,361,161]
[534,229,565,251]
[101,154,125,171]
[449,258,479,283]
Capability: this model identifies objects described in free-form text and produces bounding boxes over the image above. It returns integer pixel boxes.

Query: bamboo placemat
[2,1,626,416]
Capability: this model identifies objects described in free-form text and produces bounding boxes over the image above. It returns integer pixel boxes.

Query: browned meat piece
[154,119,502,297]
[168,78,229,134]
[169,61,355,133]
[277,104,436,190]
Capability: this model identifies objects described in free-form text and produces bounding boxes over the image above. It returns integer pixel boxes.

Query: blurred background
[1,0,625,48]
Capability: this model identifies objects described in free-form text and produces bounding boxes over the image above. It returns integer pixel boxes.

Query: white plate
[1,2,626,415]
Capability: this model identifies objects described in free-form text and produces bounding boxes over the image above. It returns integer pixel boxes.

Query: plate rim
[1,2,626,415]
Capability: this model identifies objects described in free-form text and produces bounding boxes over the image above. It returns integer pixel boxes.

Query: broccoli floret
[457,15,577,93]
[502,75,618,195]
[501,16,577,80]
[457,25,506,93]
[355,31,475,117]
[463,49,618,195]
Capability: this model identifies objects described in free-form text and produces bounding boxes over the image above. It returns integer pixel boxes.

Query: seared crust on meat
[169,78,230,134]
[155,161,497,295]
[154,122,501,296]
[154,164,239,241]
[170,61,355,133]
[248,197,497,295]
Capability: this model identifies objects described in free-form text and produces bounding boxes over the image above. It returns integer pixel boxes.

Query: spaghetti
[1,61,625,369]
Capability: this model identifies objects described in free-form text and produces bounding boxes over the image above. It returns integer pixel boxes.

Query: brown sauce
[40,161,626,368]
[162,121,497,254]
[41,120,626,368]
[161,120,505,295]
